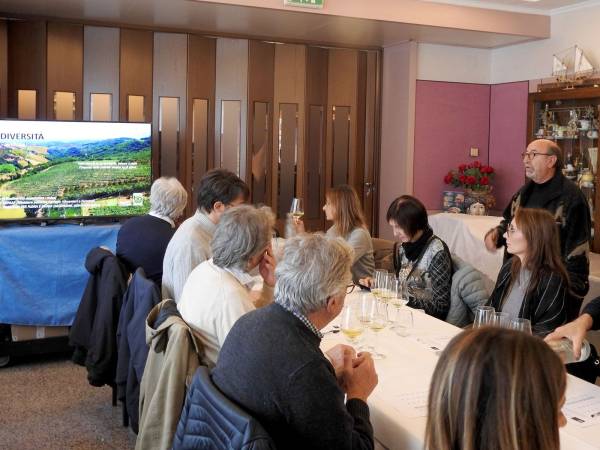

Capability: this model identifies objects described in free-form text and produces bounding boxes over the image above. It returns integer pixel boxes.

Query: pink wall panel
[414,80,491,209]
[489,81,528,211]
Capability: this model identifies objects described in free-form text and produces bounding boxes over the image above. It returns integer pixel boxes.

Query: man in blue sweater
[212,233,378,450]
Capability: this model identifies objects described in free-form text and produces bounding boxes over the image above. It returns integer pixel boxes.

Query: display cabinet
[527,86,600,251]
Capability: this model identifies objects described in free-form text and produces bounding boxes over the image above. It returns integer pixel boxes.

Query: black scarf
[402,227,434,262]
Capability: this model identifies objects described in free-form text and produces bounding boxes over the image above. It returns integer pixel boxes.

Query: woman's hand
[358,277,373,288]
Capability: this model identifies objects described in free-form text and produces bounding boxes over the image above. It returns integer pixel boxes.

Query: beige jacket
[136,300,204,450]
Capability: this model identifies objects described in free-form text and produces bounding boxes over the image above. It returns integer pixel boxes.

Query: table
[322,292,600,450]
[0,223,120,325]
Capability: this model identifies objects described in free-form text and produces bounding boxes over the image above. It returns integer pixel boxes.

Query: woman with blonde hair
[426,327,567,450]
[323,184,375,284]
[487,207,569,336]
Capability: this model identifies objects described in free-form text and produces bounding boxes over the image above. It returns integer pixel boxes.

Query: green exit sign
[284,0,324,8]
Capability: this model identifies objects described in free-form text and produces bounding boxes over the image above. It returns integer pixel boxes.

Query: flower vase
[464,188,495,215]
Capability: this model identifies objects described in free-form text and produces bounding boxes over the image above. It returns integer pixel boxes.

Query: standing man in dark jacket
[485,139,590,320]
[212,233,378,450]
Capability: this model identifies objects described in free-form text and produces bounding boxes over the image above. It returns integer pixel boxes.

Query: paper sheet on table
[408,334,454,354]
[564,391,600,428]
[388,390,429,418]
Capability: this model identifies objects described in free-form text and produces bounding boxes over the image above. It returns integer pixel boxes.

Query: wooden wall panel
[47,22,83,120]
[247,40,275,204]
[326,48,358,190]
[83,26,120,121]
[152,32,187,179]
[120,29,153,172]
[355,51,367,200]
[215,38,248,178]
[7,20,47,119]
[120,29,153,124]
[363,50,380,232]
[0,20,7,118]
[272,44,306,219]
[186,35,216,211]
[304,46,328,230]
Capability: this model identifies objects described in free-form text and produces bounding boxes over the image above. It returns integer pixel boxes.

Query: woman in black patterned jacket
[361,195,453,320]
[487,208,568,336]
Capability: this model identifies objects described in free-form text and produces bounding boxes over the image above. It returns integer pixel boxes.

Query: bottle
[547,338,591,364]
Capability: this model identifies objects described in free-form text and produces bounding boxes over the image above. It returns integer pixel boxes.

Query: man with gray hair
[213,233,378,449]
[178,205,276,366]
[484,138,590,320]
[117,176,188,286]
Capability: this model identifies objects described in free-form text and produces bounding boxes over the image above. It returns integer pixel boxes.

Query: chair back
[173,366,276,450]
[447,255,492,327]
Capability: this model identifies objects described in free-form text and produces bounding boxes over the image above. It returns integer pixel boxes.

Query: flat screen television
[0,120,152,221]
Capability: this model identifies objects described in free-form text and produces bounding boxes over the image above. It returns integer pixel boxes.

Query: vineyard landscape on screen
[0,120,152,220]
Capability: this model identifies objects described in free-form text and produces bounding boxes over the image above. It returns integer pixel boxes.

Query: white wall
[491,3,600,84]
[417,43,491,83]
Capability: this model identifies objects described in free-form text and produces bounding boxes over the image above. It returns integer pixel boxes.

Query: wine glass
[492,311,510,328]
[340,305,364,347]
[290,198,304,220]
[510,318,532,335]
[366,297,388,360]
[393,309,414,337]
[473,306,495,328]
[371,269,387,301]
[389,278,408,327]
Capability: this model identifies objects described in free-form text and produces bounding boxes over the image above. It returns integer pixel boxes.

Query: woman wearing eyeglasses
[486,207,568,336]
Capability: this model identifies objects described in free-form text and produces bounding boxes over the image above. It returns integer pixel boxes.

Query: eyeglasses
[521,151,552,161]
[507,224,518,235]
[346,284,356,294]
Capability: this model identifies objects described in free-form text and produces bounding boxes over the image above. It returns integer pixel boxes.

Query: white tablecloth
[322,292,600,450]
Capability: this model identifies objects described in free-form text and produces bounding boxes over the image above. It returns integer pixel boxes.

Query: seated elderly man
[116,176,187,286]
[213,233,378,449]
[178,205,276,366]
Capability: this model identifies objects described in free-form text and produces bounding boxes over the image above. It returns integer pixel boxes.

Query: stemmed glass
[393,309,414,337]
[371,269,387,301]
[492,312,510,328]
[473,306,495,328]
[389,278,408,326]
[510,318,532,335]
[290,198,304,220]
[340,304,364,347]
[365,296,388,360]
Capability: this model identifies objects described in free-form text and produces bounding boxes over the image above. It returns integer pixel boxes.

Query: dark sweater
[493,170,590,320]
[487,258,567,337]
[212,303,374,450]
[583,296,600,330]
[116,214,175,286]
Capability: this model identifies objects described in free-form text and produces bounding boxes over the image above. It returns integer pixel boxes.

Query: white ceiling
[420,0,596,13]
[0,0,546,49]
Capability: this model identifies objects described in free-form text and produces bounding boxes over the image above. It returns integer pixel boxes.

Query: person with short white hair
[177,204,276,366]
[116,176,188,286]
[213,233,378,450]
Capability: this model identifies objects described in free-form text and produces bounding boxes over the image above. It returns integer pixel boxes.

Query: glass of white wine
[290,198,304,220]
[371,269,387,301]
[389,278,408,328]
[340,305,364,347]
[367,297,388,360]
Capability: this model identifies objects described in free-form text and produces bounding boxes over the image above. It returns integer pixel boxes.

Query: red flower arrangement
[443,161,495,192]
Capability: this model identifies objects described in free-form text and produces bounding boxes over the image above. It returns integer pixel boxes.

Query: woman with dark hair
[487,207,568,336]
[323,185,375,284]
[426,327,566,450]
[363,195,452,320]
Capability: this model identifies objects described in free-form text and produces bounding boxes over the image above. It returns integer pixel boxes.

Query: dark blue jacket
[115,267,161,433]
[173,366,275,450]
[69,247,129,387]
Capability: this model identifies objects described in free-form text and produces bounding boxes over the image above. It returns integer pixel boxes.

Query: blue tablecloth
[0,223,121,326]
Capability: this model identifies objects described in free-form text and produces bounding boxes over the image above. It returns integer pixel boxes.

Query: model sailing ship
[552,45,597,88]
